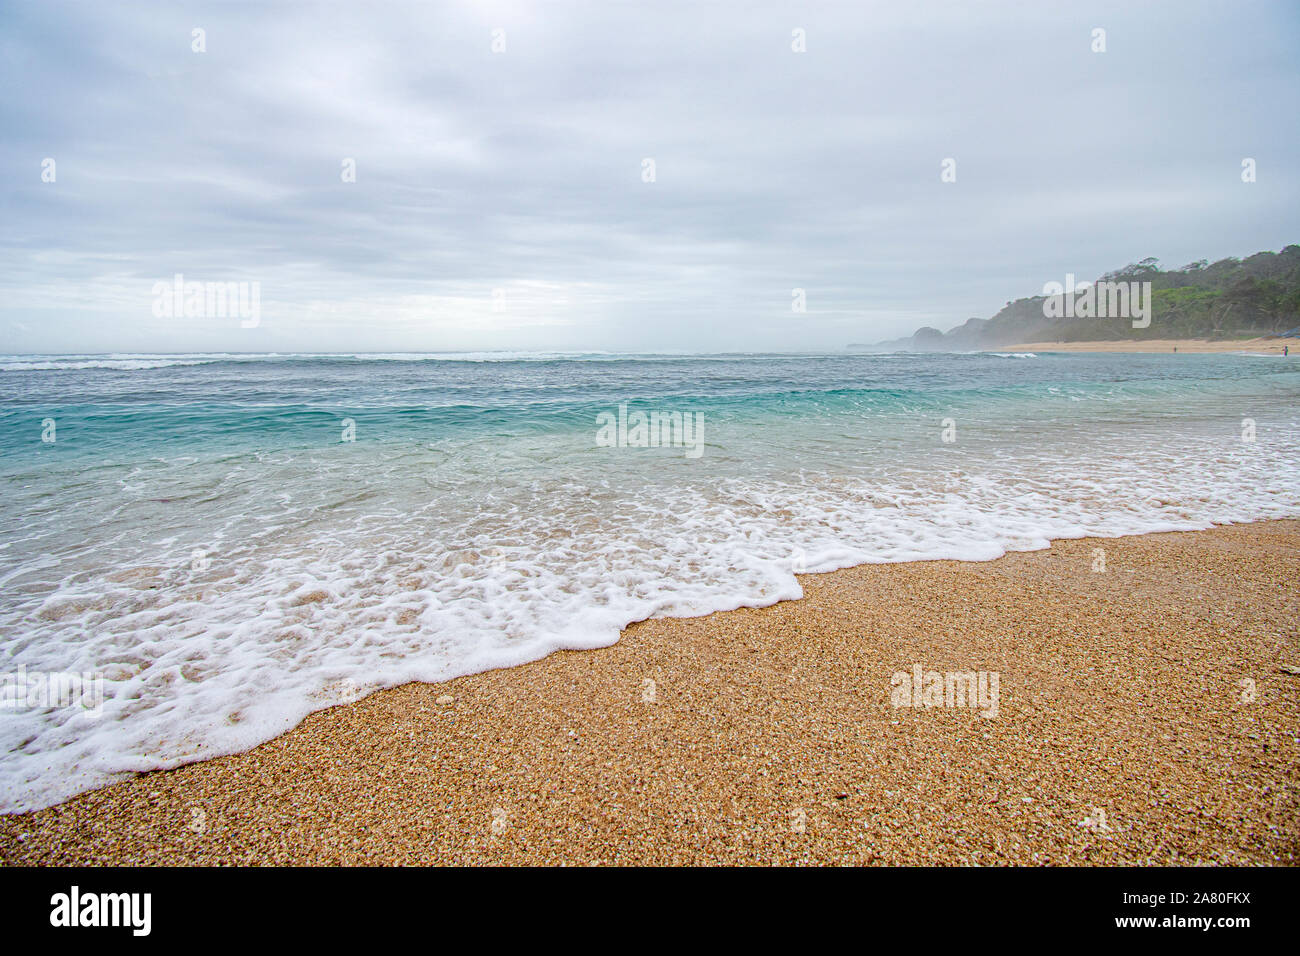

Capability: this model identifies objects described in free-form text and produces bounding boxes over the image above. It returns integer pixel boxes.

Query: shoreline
[998,338,1291,354]
[1,520,1297,865]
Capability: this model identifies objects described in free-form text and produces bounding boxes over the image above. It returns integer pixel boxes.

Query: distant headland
[858,245,1300,351]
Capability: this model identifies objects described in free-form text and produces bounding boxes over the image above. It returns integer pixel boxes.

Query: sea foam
[1,352,1297,811]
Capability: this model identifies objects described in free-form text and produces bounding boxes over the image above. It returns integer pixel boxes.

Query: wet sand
[2,521,1297,866]
[1002,338,1291,354]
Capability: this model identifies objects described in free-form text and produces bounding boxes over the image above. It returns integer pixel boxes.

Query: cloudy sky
[1,0,1297,354]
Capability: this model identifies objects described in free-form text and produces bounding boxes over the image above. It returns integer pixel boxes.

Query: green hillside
[883,245,1300,350]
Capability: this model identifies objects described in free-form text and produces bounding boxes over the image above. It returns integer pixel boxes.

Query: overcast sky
[1,0,1297,354]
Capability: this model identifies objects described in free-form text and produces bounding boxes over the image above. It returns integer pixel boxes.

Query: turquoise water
[5,350,1296,458]
[2,350,1298,810]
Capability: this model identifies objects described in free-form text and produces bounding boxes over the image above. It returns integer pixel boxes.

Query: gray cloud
[2,0,1297,352]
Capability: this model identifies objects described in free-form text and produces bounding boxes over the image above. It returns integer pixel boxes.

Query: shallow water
[2,350,1298,810]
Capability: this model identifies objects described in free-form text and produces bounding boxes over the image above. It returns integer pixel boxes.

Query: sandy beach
[1,520,1296,866]
[1001,338,1292,354]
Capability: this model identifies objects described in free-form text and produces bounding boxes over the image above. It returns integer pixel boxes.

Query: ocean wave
[1,352,1297,812]
[0,425,1297,812]
[1,359,219,371]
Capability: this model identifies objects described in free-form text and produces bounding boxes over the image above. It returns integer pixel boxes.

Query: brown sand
[2,522,1298,866]
[1002,338,1291,354]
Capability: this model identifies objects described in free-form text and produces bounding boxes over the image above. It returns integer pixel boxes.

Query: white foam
[0,427,1297,812]
[1,359,218,371]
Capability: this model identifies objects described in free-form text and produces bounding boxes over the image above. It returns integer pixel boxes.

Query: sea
[2,350,1298,810]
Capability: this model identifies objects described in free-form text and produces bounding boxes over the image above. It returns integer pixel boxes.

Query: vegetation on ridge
[876,244,1300,349]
